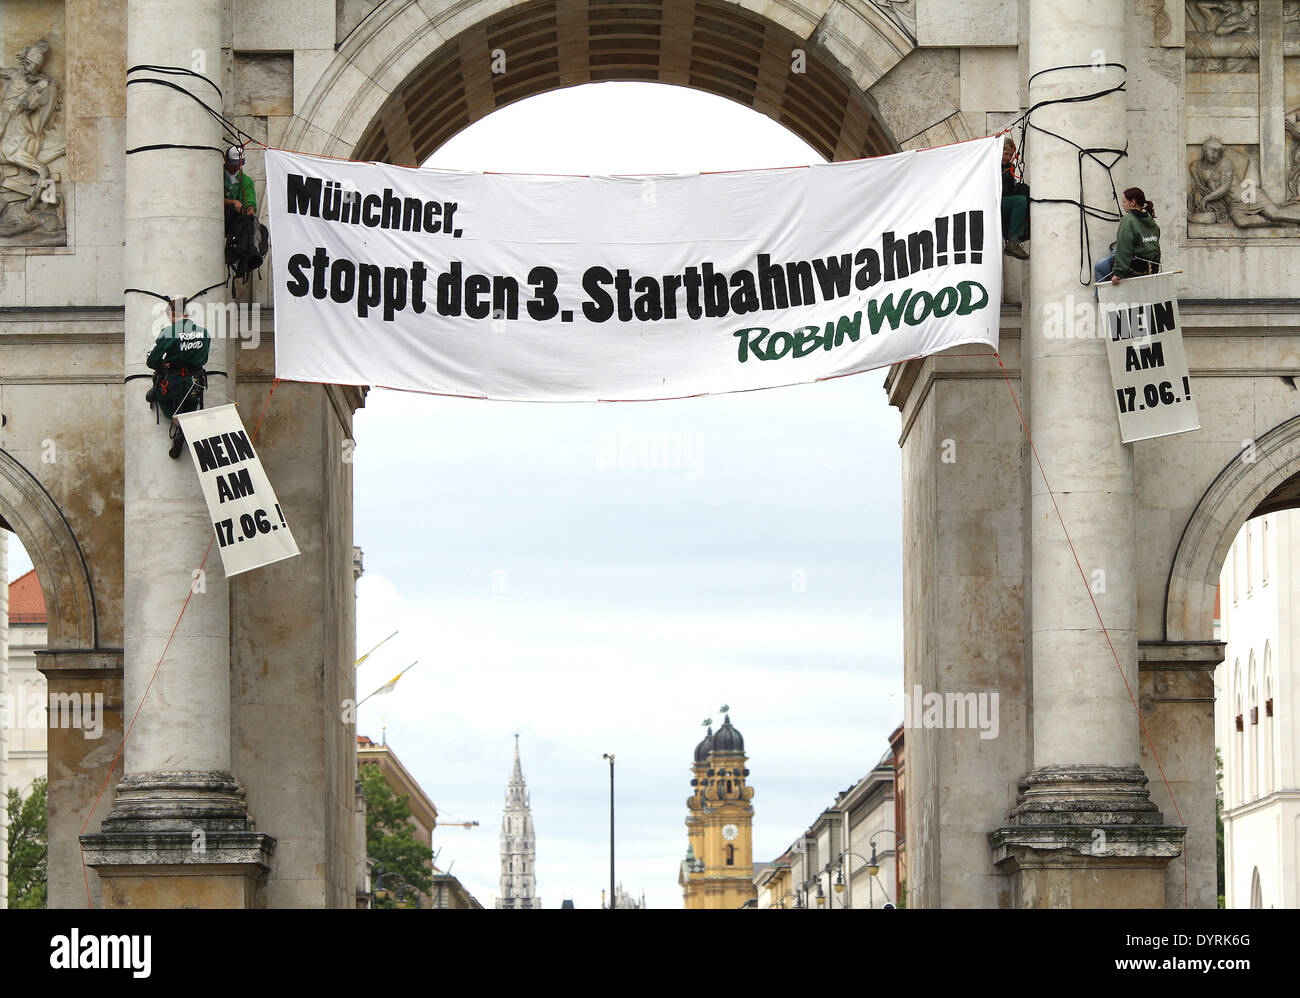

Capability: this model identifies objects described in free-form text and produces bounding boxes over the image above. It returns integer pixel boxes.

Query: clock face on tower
[722,823,739,841]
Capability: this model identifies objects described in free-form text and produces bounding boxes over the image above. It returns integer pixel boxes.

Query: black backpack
[226,210,269,286]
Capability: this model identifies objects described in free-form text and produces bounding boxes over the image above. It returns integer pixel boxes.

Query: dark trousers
[1001,195,1029,240]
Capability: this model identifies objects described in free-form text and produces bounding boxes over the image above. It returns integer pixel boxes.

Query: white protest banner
[1098,273,1199,443]
[267,137,1003,402]
[176,404,300,576]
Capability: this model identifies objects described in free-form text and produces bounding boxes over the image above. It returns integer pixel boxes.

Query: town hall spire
[496,735,540,908]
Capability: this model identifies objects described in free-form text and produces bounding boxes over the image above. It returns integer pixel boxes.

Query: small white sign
[1098,273,1199,443]
[176,404,300,576]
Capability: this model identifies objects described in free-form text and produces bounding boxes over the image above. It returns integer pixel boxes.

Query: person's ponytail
[1123,186,1155,217]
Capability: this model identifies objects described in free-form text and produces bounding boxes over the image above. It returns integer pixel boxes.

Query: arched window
[1246,522,1252,595]
[1232,540,1239,604]
[1233,661,1244,806]
[1248,654,1258,801]
[1250,868,1263,909]
[1262,518,1269,585]
[1263,658,1274,795]
[725,844,735,866]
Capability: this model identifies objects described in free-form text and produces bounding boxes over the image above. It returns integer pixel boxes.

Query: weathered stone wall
[888,329,1027,908]
[229,317,360,906]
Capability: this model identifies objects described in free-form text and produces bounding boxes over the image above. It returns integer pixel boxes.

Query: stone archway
[0,447,98,651]
[1164,414,1300,643]
[0,446,123,909]
[283,0,950,165]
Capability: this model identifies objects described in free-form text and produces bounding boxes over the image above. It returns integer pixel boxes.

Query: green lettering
[956,280,988,315]
[833,312,862,347]
[867,291,912,335]
[733,327,768,363]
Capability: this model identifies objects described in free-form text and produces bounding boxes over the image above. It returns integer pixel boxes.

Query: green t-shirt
[224,168,256,212]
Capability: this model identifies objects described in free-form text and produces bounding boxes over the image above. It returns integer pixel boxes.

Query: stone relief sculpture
[1288,114,1300,202]
[0,39,65,246]
[1186,1,1259,70]
[1185,2,1300,235]
[869,0,916,41]
[1187,137,1300,231]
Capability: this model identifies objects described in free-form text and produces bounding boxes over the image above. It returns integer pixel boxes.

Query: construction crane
[437,820,479,829]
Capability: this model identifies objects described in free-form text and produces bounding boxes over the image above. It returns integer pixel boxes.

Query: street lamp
[368,861,422,909]
[602,753,614,909]
[868,829,898,878]
[832,841,896,910]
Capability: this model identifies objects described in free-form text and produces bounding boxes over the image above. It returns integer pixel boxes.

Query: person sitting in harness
[223,144,256,230]
[145,298,210,459]
[222,144,269,286]
[1001,136,1031,260]
[1095,186,1161,286]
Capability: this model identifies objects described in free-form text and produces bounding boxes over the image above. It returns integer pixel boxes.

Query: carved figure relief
[1289,114,1300,201]
[1186,3,1300,235]
[1187,137,1300,232]
[870,0,916,41]
[0,38,65,247]
[1187,1,1259,71]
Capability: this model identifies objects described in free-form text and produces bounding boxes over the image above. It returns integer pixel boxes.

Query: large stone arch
[284,0,933,165]
[0,448,98,651]
[1165,414,1300,643]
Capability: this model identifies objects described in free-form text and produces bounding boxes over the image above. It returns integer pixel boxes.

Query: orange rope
[994,351,1189,908]
[79,378,282,906]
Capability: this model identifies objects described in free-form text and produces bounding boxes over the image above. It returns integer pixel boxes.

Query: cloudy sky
[350,83,905,908]
[6,82,905,909]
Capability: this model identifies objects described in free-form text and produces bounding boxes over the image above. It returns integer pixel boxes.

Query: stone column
[81,0,272,907]
[989,0,1182,906]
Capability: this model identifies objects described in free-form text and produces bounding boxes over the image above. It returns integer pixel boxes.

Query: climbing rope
[999,63,1130,285]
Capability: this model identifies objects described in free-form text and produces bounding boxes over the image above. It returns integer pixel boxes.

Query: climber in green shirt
[1095,186,1161,286]
[145,299,210,459]
[223,144,256,224]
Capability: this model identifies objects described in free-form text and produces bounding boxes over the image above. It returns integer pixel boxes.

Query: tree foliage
[7,777,48,909]
[1215,748,1225,908]
[361,765,432,908]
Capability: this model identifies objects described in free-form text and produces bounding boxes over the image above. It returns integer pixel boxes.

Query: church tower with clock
[680,712,757,909]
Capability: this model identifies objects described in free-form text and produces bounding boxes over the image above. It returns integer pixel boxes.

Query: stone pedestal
[990,765,1184,907]
[81,772,272,908]
[990,827,1184,908]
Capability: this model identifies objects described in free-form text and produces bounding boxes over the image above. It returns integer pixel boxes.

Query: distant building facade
[496,736,540,909]
[680,714,757,909]
[4,569,48,795]
[1215,511,1299,908]
[430,870,484,909]
[357,733,439,908]
[608,884,645,909]
[2,558,51,910]
[758,728,904,909]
